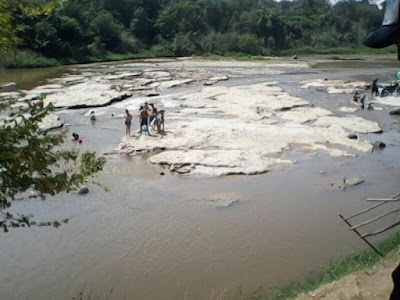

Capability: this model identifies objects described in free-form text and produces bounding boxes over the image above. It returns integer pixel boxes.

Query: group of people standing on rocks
[124,102,164,136]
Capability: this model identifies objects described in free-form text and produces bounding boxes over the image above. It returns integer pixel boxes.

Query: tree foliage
[0,0,385,63]
[0,0,62,52]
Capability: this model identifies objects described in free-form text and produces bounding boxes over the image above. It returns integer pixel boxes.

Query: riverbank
[0,46,397,69]
[263,232,400,300]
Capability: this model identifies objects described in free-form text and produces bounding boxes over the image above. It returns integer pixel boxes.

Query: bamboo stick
[339,214,384,257]
[367,198,400,202]
[367,193,400,202]
[350,207,400,230]
[345,201,387,220]
[362,220,400,238]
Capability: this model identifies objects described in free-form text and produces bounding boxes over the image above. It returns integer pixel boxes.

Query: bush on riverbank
[262,232,400,300]
[281,45,398,56]
[0,50,60,69]
[199,54,270,61]
[2,0,389,69]
[2,46,396,69]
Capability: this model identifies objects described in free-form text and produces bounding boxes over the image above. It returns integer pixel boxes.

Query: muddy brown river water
[1,56,400,300]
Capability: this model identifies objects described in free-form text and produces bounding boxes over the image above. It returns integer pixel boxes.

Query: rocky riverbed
[3,57,395,178]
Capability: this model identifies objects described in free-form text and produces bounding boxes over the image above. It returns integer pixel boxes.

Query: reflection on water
[0,66,65,90]
[1,58,400,300]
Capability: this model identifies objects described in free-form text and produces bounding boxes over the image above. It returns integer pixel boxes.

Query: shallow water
[1,58,400,300]
[0,66,66,90]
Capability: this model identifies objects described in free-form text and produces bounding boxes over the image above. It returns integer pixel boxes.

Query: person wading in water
[124,109,132,136]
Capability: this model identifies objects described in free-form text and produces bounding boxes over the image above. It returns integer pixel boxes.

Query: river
[1,56,400,300]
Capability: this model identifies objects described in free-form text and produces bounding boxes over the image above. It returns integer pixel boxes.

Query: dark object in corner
[363,0,400,60]
[390,262,400,300]
[364,25,400,50]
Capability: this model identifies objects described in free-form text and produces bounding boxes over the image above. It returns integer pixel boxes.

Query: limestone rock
[149,149,292,177]
[0,91,21,101]
[300,79,367,94]
[373,97,400,107]
[313,116,382,133]
[107,72,143,80]
[159,79,194,89]
[43,80,133,109]
[203,193,241,208]
[0,82,16,89]
[346,177,365,187]
[339,106,358,113]
[204,75,229,86]
[209,75,229,81]
[117,81,378,177]
[278,107,332,123]
[39,114,64,131]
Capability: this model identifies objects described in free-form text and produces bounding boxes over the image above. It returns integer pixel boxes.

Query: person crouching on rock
[71,132,79,141]
[124,109,132,136]
[139,105,149,135]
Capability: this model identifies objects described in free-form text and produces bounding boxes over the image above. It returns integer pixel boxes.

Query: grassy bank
[1,45,398,69]
[281,45,397,56]
[198,54,271,61]
[261,232,400,300]
[0,50,60,68]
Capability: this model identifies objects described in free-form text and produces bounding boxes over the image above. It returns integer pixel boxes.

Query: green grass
[198,54,271,62]
[0,49,60,68]
[2,46,397,69]
[0,49,173,69]
[81,51,175,65]
[260,232,400,300]
[281,45,397,56]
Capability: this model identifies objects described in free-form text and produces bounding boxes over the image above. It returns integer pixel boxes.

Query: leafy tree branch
[0,97,106,232]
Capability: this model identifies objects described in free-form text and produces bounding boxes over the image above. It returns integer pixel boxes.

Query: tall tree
[0,0,62,53]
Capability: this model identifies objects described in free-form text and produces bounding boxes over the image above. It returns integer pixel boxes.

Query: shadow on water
[0,66,67,90]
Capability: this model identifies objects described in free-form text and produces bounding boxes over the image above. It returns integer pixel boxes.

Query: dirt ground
[295,254,400,300]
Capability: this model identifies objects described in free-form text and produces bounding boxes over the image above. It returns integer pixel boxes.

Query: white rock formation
[300,79,367,94]
[119,81,379,177]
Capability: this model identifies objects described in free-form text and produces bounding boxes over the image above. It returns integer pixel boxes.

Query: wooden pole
[339,214,384,257]
[350,207,400,230]
[367,198,400,202]
[367,193,400,202]
[345,201,387,220]
[362,220,400,238]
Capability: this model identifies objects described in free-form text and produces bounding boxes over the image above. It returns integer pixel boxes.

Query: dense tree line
[4,0,384,62]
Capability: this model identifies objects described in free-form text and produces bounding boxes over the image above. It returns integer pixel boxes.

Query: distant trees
[0,0,385,63]
[0,0,62,53]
